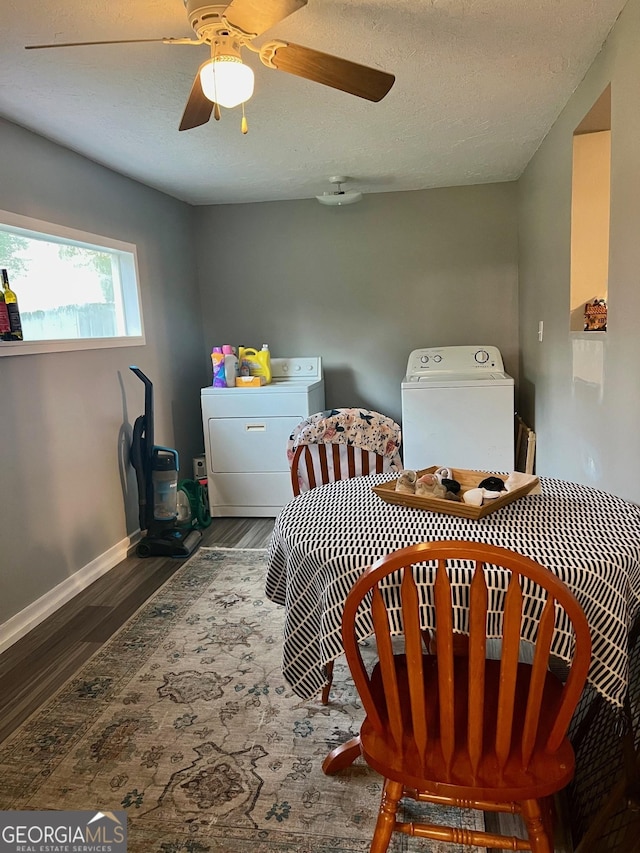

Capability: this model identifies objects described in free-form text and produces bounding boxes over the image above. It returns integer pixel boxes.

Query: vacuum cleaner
[129,366,203,558]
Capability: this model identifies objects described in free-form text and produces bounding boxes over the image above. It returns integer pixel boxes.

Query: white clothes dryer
[401,345,514,472]
[201,357,325,516]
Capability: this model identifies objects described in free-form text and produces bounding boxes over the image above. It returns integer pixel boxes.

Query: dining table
[265,472,640,717]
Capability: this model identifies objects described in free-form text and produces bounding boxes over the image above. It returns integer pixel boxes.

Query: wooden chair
[290,442,387,497]
[288,408,403,703]
[515,414,537,474]
[341,540,591,853]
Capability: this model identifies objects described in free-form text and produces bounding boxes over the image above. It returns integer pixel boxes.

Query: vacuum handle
[130,365,154,467]
[129,365,151,388]
[153,446,180,472]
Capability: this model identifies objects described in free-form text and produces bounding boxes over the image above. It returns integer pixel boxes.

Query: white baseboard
[0,531,141,656]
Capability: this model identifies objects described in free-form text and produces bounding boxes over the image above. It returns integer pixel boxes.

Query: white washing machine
[201,356,325,516]
[401,345,514,472]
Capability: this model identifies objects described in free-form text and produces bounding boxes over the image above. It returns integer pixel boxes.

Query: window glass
[0,210,144,356]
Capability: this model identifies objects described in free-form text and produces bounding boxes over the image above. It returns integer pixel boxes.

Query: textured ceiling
[0,0,628,205]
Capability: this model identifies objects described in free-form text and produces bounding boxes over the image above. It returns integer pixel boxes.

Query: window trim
[0,209,145,357]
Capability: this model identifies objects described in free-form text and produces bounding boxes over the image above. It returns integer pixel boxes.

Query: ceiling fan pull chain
[212,41,219,108]
[209,41,222,121]
[241,104,248,135]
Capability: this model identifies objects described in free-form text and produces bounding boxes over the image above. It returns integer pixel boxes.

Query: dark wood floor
[0,517,274,745]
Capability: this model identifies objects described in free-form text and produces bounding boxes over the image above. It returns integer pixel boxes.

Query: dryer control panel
[271,357,322,382]
[405,345,505,379]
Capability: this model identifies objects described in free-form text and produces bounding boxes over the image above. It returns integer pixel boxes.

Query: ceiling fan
[25,0,396,133]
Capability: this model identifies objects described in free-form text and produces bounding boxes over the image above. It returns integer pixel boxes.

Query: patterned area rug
[0,548,484,852]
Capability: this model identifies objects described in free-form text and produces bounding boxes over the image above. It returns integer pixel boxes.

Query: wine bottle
[1,269,22,341]
[0,288,11,341]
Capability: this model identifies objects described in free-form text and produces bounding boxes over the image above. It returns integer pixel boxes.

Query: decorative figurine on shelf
[584,298,607,331]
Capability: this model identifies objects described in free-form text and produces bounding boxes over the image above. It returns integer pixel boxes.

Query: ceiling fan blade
[224,0,307,38]
[179,70,213,131]
[266,42,395,102]
[25,38,171,50]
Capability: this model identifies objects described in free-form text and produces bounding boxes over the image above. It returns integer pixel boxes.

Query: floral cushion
[287,408,403,494]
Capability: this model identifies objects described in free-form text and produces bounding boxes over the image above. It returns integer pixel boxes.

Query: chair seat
[359,653,575,802]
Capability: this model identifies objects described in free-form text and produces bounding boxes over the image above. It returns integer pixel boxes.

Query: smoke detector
[316,175,363,206]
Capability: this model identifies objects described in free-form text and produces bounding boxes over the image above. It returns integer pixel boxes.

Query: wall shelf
[570,331,607,340]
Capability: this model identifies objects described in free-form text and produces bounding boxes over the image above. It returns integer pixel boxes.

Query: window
[0,209,144,356]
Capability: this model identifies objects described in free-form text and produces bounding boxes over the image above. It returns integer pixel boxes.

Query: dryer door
[208,415,301,473]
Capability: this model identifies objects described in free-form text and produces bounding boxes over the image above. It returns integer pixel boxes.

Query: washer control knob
[433,355,442,363]
[420,355,429,364]
[475,349,490,364]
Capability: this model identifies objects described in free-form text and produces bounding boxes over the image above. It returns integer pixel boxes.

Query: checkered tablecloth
[265,474,640,709]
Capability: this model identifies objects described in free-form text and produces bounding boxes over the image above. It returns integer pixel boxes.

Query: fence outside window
[0,209,144,357]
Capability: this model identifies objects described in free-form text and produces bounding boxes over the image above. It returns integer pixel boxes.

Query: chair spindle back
[342,541,591,782]
[291,443,386,496]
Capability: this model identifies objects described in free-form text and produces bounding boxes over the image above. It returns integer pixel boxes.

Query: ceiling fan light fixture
[199,55,255,109]
[316,190,363,206]
[316,175,363,206]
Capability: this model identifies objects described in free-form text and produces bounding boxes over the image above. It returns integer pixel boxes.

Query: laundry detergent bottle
[222,345,239,387]
[211,346,226,387]
[238,345,272,384]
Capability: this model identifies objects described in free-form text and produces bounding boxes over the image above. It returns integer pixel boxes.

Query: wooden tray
[372,467,540,519]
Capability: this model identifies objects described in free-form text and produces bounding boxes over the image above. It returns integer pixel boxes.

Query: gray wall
[195,182,519,425]
[0,118,206,625]
[518,0,640,502]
